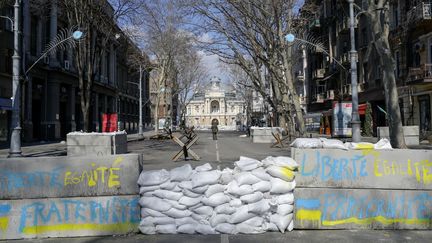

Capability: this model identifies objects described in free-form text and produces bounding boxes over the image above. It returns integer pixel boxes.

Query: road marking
[221,234,229,243]
[215,140,220,162]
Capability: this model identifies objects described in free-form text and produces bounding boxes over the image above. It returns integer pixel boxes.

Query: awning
[0,98,12,110]
[359,103,367,115]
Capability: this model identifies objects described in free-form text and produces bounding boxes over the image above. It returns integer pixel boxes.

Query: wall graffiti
[0,157,125,197]
[297,150,432,185]
[295,191,432,228]
[0,196,139,239]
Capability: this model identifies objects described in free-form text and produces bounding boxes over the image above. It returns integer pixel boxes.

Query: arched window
[211,100,220,113]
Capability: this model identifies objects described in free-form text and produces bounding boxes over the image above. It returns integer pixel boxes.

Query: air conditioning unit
[43,56,50,65]
[64,60,70,70]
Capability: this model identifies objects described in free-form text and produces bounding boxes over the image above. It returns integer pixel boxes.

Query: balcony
[339,52,349,64]
[312,68,326,79]
[407,64,432,84]
[296,70,304,81]
[337,17,349,34]
[315,93,325,103]
[326,90,335,100]
[407,2,432,22]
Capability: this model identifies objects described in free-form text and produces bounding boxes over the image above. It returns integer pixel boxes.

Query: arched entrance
[210,100,220,113]
[211,119,219,125]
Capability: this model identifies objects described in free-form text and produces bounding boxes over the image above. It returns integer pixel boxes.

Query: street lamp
[347,0,361,142]
[7,19,84,157]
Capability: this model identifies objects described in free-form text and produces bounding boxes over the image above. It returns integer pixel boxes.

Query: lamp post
[127,65,144,139]
[8,0,22,157]
[348,0,361,142]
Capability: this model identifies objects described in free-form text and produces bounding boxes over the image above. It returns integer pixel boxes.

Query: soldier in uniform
[211,120,219,140]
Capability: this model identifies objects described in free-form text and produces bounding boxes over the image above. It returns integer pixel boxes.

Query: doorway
[418,95,431,133]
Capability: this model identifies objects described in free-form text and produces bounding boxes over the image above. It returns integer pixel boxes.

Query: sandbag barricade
[137,156,298,234]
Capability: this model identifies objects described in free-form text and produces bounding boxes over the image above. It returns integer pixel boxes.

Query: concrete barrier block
[67,145,113,156]
[0,154,141,199]
[252,135,276,143]
[378,126,419,145]
[294,188,432,229]
[0,195,139,240]
[292,148,432,190]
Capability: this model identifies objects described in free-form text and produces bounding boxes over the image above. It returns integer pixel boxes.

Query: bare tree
[364,0,406,148]
[191,0,306,135]
[57,0,141,132]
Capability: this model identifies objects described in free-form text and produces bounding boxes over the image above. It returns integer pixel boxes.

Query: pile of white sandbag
[290,137,392,150]
[137,156,298,234]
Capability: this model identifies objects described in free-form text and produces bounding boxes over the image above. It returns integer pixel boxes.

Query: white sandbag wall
[137,156,298,234]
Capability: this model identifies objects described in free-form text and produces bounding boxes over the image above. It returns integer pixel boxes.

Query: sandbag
[287,220,294,232]
[215,223,238,234]
[248,199,270,215]
[374,138,393,150]
[229,198,243,207]
[226,181,254,196]
[160,181,178,190]
[190,185,209,194]
[153,216,176,225]
[240,191,264,204]
[177,224,197,234]
[320,138,348,150]
[220,168,234,185]
[195,163,212,172]
[228,206,256,224]
[170,164,193,181]
[156,224,177,234]
[214,203,236,215]
[236,223,266,234]
[234,156,263,171]
[153,189,183,201]
[139,185,160,194]
[142,192,155,197]
[139,217,155,227]
[191,213,209,223]
[201,192,231,207]
[164,208,192,218]
[205,184,226,197]
[139,225,156,234]
[191,170,221,188]
[183,189,202,198]
[344,142,375,150]
[139,197,172,212]
[270,178,296,194]
[276,204,294,215]
[165,199,187,210]
[243,216,265,227]
[210,214,230,227]
[172,185,182,192]
[192,206,214,216]
[264,222,279,232]
[262,156,299,171]
[138,169,170,186]
[252,181,271,192]
[179,195,202,207]
[175,217,199,226]
[266,165,295,182]
[235,172,262,186]
[270,213,293,233]
[274,193,294,204]
[289,138,322,149]
[195,224,218,235]
[252,167,272,181]
[141,208,166,218]
[178,181,193,190]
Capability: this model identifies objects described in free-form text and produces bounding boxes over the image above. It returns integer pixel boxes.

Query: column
[44,81,60,140]
[49,0,58,66]
[24,76,33,141]
[36,18,43,56]
[93,93,99,132]
[68,86,76,132]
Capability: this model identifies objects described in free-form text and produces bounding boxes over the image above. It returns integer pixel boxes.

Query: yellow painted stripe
[22,222,138,235]
[296,209,322,221]
[322,216,432,226]
[0,217,8,232]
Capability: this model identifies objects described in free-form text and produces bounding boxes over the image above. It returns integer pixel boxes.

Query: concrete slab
[292,148,432,189]
[1,154,141,199]
[294,188,432,229]
[0,195,140,240]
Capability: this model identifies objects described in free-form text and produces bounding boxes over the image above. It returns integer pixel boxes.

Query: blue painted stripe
[296,199,321,209]
[0,204,11,216]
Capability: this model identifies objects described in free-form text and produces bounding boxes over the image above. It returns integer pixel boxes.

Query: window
[395,51,401,77]
[30,17,38,56]
[210,100,219,113]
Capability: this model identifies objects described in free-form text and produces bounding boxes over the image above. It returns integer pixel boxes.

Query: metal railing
[407,2,432,21]
[407,64,432,83]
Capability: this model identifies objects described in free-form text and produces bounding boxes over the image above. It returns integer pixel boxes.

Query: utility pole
[138,60,144,139]
[9,0,22,157]
[348,0,361,142]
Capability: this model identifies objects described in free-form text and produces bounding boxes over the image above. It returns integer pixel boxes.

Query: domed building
[185,77,246,130]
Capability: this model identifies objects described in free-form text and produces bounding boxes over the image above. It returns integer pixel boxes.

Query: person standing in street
[211,120,218,140]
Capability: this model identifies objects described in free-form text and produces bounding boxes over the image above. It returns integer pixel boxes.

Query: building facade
[185,76,246,130]
[302,0,432,137]
[0,0,150,144]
